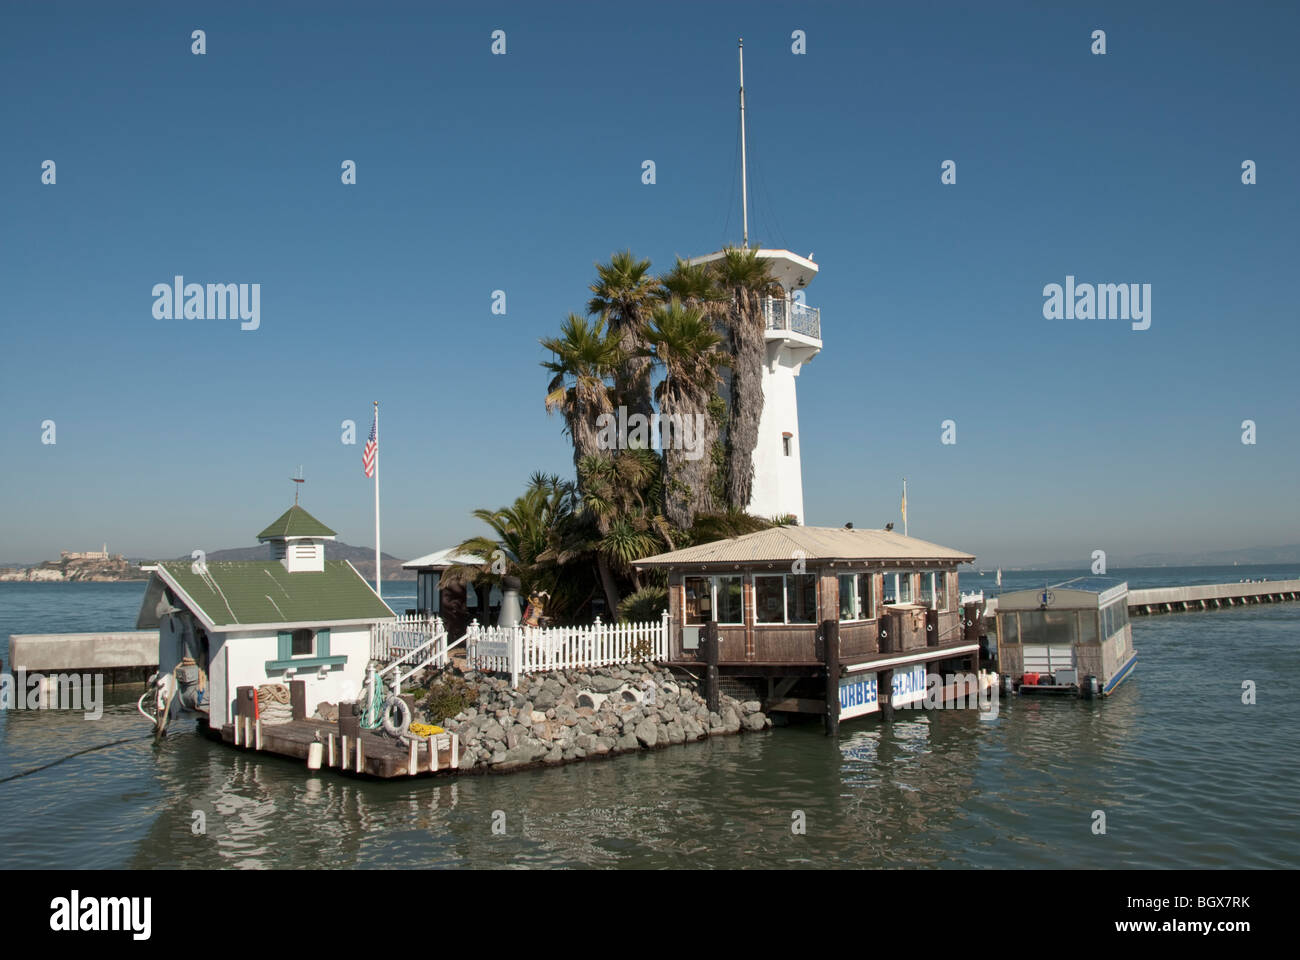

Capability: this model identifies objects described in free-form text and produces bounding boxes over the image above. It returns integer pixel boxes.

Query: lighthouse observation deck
[762,297,820,341]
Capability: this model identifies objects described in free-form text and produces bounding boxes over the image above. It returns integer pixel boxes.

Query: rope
[0,734,154,786]
[256,683,294,725]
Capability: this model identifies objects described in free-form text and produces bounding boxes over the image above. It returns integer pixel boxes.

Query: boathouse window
[919,573,934,608]
[754,574,816,624]
[1079,610,1099,644]
[897,572,914,604]
[838,573,874,620]
[1101,600,1128,639]
[935,572,949,611]
[883,573,897,604]
[999,613,1019,643]
[1018,610,1075,645]
[838,574,860,621]
[276,628,330,660]
[291,628,314,656]
[755,575,785,623]
[684,575,744,625]
[788,574,817,623]
[716,576,744,624]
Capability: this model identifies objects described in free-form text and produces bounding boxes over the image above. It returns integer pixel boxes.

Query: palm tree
[575,450,675,609]
[657,257,725,307]
[686,507,775,546]
[710,246,781,511]
[643,297,725,528]
[587,250,657,426]
[541,314,623,476]
[447,474,593,621]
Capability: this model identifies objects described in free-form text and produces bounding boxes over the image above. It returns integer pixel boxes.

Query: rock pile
[423,663,769,772]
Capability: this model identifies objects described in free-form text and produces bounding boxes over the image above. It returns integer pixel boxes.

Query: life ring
[380,696,412,740]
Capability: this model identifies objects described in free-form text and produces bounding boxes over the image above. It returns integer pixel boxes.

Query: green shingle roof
[256,505,337,541]
[157,559,392,627]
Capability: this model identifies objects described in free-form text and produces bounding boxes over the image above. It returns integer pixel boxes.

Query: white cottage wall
[212,626,372,729]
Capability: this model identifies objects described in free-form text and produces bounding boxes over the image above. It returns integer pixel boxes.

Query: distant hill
[1129,545,1300,567]
[172,542,416,582]
[1011,544,1300,570]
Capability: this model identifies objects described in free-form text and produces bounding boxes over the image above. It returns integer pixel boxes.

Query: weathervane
[292,465,305,505]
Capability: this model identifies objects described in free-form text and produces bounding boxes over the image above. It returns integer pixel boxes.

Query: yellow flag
[900,482,907,525]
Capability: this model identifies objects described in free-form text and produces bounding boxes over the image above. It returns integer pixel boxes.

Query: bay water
[1,566,1297,869]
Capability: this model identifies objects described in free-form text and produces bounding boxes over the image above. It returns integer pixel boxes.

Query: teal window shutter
[277,631,292,660]
[317,628,330,657]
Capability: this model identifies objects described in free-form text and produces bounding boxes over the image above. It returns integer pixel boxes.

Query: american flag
[362,411,377,478]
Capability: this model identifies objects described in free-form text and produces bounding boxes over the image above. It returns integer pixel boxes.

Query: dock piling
[702,622,720,714]
[821,619,840,736]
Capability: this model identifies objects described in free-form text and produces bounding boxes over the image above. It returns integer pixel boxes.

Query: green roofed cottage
[136,504,395,732]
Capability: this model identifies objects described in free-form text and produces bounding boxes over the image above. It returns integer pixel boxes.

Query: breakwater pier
[1127,579,1300,615]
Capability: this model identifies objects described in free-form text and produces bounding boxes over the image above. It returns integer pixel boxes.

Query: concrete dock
[6,631,158,682]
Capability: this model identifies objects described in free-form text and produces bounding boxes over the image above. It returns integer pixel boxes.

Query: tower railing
[761,297,820,340]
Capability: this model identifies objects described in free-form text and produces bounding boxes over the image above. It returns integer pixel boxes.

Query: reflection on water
[2,581,1299,868]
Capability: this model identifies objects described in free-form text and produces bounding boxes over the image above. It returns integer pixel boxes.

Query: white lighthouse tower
[688,40,822,524]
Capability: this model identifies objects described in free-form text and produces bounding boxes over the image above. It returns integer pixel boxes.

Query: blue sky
[2,1,1297,568]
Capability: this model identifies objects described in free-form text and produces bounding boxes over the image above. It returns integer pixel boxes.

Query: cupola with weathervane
[256,505,337,573]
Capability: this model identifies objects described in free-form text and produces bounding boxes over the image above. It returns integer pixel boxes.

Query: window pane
[1079,610,1099,644]
[684,576,710,625]
[1019,610,1075,645]
[716,575,744,624]
[935,572,948,611]
[291,629,313,656]
[919,573,934,608]
[838,574,858,621]
[788,575,817,623]
[898,573,913,604]
[863,575,875,619]
[755,576,785,624]
[883,574,897,604]
[1000,613,1019,643]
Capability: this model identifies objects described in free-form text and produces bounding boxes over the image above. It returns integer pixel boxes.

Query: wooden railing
[465,612,671,687]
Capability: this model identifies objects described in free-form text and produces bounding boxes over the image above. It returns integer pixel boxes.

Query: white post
[739,37,749,249]
[510,627,521,688]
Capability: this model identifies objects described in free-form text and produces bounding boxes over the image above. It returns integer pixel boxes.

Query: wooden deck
[217,718,462,779]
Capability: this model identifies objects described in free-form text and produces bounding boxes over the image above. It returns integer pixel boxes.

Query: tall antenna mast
[738,37,749,249]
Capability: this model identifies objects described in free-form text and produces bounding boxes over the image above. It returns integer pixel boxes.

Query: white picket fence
[371,613,444,664]
[466,612,670,687]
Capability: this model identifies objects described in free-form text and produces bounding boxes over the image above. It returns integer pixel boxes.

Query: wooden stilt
[821,618,840,737]
[703,621,720,714]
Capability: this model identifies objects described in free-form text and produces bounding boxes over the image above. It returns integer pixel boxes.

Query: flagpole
[374,400,381,601]
[902,478,908,538]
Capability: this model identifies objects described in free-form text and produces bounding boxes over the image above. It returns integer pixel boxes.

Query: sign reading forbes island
[839,663,927,720]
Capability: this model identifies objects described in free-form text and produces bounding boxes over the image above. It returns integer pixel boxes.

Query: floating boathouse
[993,576,1137,697]
[635,525,990,732]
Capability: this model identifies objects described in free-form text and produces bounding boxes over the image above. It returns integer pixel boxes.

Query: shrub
[420,676,480,724]
[619,586,667,623]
